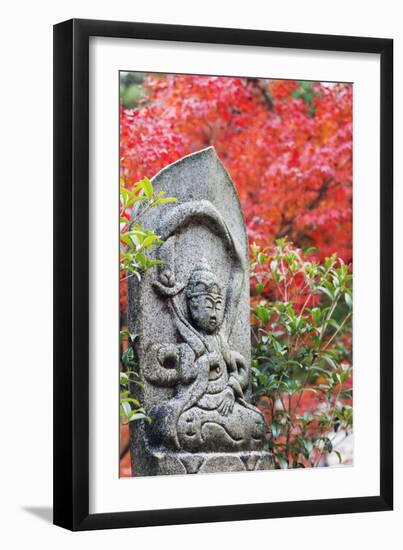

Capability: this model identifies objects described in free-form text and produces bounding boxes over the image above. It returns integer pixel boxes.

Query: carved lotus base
[134,448,275,476]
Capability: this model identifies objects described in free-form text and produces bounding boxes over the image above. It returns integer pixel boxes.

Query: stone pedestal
[132,432,274,476]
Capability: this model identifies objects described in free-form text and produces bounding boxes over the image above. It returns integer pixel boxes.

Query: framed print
[53,18,393,530]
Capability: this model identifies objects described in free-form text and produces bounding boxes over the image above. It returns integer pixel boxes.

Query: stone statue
[129,147,274,475]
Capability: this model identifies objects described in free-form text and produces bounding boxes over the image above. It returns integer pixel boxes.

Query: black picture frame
[53,18,393,531]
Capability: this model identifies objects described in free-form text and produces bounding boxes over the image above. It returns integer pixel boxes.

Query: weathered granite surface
[128,147,274,476]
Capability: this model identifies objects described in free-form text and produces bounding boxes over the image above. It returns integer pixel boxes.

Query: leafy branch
[120,177,177,283]
[250,238,353,469]
[120,177,176,426]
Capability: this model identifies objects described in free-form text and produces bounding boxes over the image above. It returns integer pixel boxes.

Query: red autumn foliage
[120,75,352,262]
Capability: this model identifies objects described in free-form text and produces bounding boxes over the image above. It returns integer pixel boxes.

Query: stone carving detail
[146,257,266,453]
[129,147,274,475]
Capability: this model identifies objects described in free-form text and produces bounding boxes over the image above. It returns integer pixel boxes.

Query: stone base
[130,412,275,477]
[135,448,275,476]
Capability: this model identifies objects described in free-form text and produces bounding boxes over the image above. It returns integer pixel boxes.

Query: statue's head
[186,259,225,334]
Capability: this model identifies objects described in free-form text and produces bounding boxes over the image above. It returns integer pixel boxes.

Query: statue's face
[188,294,224,333]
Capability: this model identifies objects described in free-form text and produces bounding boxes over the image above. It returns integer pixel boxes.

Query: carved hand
[157,344,179,370]
[159,267,175,287]
[217,387,235,416]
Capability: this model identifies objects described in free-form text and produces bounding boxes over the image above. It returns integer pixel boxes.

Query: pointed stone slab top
[148,146,248,254]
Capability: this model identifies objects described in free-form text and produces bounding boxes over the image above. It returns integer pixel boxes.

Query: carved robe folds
[144,320,266,453]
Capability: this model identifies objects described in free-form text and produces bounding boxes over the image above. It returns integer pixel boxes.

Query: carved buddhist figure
[143,259,266,453]
[129,147,273,475]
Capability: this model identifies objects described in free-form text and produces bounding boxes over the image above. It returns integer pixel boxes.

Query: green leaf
[257,252,267,265]
[128,411,151,423]
[122,347,135,369]
[344,292,353,310]
[121,401,131,418]
[119,330,129,343]
[277,455,288,469]
[125,369,139,378]
[327,318,340,330]
[311,307,322,324]
[147,259,166,267]
[318,285,334,300]
[136,177,153,200]
[141,234,162,249]
[127,195,147,207]
[286,360,304,369]
[272,423,281,439]
[135,252,148,270]
[311,365,331,376]
[340,370,351,384]
[322,354,338,370]
[303,439,314,456]
[120,397,141,407]
[255,304,270,323]
[120,187,129,208]
[120,406,127,423]
[152,197,177,206]
[120,232,137,248]
[120,372,129,385]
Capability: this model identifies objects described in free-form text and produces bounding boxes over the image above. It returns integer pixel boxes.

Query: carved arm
[228,350,250,394]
